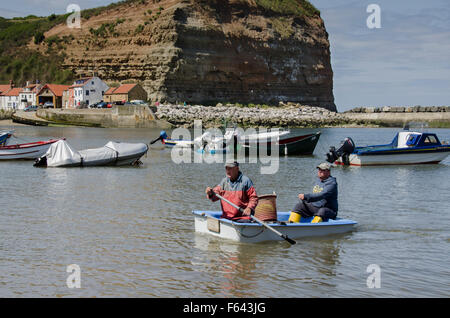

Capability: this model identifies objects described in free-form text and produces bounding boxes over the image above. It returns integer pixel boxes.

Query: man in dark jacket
[291,162,338,223]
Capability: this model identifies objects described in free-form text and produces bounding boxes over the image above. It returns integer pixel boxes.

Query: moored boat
[34,139,148,167]
[150,130,194,149]
[241,131,321,156]
[326,130,450,166]
[193,211,357,243]
[0,130,13,146]
[0,139,61,160]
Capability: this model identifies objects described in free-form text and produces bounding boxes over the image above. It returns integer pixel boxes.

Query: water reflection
[192,234,259,297]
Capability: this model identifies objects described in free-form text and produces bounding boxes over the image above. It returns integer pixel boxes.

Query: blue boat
[326,128,450,166]
[0,130,13,146]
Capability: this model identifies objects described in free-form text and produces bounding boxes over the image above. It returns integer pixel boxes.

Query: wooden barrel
[254,194,277,221]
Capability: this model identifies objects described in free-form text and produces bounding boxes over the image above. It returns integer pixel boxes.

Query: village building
[19,82,42,109]
[36,84,71,108]
[0,87,23,110]
[104,83,148,103]
[67,77,109,108]
[62,89,71,109]
[0,84,13,109]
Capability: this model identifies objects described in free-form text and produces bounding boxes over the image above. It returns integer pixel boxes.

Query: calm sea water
[0,124,449,297]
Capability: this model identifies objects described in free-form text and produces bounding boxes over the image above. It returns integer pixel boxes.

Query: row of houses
[0,78,148,110]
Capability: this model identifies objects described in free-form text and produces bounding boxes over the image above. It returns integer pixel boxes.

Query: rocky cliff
[33,0,335,110]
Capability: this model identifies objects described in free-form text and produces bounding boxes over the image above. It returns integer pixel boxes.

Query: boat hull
[193,211,357,243]
[0,139,60,160]
[163,139,194,148]
[336,148,450,166]
[242,132,321,156]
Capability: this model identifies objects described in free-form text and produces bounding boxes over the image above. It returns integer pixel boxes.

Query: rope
[235,224,265,238]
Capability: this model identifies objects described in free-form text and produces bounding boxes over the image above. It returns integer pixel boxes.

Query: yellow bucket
[288,211,301,223]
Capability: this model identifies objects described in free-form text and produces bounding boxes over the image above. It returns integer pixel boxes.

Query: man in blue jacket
[290,162,338,223]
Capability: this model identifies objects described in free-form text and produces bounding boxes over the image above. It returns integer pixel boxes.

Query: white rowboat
[0,139,60,160]
[193,211,357,243]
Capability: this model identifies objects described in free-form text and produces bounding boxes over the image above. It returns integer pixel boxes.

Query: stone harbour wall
[155,103,353,128]
[155,104,450,128]
[345,106,450,113]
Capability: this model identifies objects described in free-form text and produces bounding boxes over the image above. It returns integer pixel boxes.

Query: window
[86,90,89,96]
[424,136,438,144]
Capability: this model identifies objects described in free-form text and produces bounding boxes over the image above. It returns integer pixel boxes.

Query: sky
[1,0,449,111]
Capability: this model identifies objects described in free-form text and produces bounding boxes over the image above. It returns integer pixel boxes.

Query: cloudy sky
[1,0,449,111]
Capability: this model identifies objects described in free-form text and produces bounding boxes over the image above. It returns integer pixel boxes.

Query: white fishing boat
[0,139,61,160]
[193,211,357,243]
[194,129,320,156]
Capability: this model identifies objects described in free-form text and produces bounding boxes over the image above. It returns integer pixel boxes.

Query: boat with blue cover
[326,128,450,166]
[193,211,357,243]
[0,130,13,146]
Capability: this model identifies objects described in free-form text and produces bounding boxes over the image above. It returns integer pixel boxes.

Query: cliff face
[35,0,335,110]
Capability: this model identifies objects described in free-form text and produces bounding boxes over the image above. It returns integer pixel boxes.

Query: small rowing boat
[0,139,61,160]
[193,211,357,243]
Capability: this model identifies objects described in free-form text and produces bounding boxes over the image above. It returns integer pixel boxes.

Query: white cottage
[0,84,12,109]
[19,82,41,109]
[1,87,22,110]
[69,77,109,108]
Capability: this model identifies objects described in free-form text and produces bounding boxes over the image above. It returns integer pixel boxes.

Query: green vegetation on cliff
[254,0,320,17]
[0,14,74,85]
[0,0,156,85]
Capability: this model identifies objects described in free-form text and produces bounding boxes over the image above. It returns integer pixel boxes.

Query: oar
[212,192,296,245]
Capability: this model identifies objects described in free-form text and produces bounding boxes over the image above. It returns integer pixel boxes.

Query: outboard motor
[33,156,47,167]
[150,130,169,145]
[326,137,355,165]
